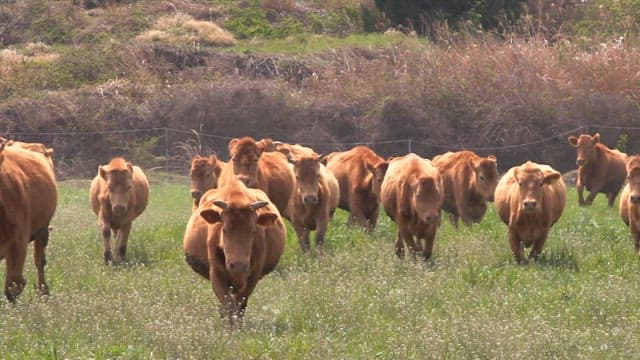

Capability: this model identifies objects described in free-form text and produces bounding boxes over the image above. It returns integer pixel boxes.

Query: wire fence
[4,124,640,179]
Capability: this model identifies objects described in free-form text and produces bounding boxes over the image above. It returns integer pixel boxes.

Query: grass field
[2,173,640,359]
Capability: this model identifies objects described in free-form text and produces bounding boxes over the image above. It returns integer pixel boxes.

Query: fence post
[164,127,169,173]
[408,138,412,154]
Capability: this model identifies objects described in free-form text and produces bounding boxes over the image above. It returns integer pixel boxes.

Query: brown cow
[190,154,226,209]
[287,153,340,255]
[218,137,295,218]
[325,145,389,231]
[0,143,57,301]
[5,140,55,170]
[381,154,444,261]
[568,133,627,207]
[183,179,285,324]
[494,161,566,264]
[432,150,498,227]
[619,155,640,255]
[274,142,318,158]
[90,157,149,263]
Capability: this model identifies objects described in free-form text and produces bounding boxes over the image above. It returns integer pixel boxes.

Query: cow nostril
[303,195,318,204]
[229,261,249,273]
[426,215,439,224]
[576,159,584,166]
[191,190,202,200]
[523,201,537,209]
[113,205,126,215]
[631,195,640,203]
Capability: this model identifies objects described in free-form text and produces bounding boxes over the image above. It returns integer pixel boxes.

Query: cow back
[326,146,384,211]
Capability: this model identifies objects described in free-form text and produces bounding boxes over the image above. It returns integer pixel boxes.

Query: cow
[432,150,498,227]
[619,155,640,255]
[90,157,149,264]
[5,140,55,170]
[190,154,226,209]
[380,153,444,261]
[568,133,627,207]
[273,142,318,158]
[218,137,295,218]
[0,142,57,301]
[325,145,389,231]
[494,161,566,264]
[182,179,285,324]
[287,153,340,255]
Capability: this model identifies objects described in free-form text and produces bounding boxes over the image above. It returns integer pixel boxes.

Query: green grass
[2,175,640,358]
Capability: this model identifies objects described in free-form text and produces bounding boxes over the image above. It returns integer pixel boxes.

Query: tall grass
[1,175,640,358]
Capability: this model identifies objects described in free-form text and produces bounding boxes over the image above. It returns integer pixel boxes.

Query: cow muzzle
[631,194,640,204]
[303,194,318,205]
[227,260,250,274]
[522,200,537,211]
[576,159,585,166]
[191,190,203,202]
[112,204,127,216]
[424,214,440,225]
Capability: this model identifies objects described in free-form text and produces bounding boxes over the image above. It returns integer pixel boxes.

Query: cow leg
[210,268,234,323]
[394,227,405,259]
[236,274,260,319]
[528,234,548,261]
[32,227,50,296]
[5,242,28,302]
[314,211,330,256]
[421,225,437,262]
[449,213,460,228]
[508,227,525,264]
[101,220,113,264]
[585,189,600,206]
[366,207,379,232]
[115,222,132,263]
[607,192,617,207]
[293,222,311,253]
[576,181,586,206]
[398,225,420,259]
[631,224,640,255]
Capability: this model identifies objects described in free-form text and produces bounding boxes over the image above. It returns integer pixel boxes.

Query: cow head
[291,154,327,205]
[0,140,6,167]
[200,196,277,275]
[99,158,134,217]
[471,155,499,202]
[568,133,600,166]
[414,175,444,225]
[190,154,222,206]
[228,137,264,188]
[366,160,389,199]
[626,156,640,204]
[513,162,561,213]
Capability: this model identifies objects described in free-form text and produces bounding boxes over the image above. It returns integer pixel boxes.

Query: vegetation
[1,175,639,358]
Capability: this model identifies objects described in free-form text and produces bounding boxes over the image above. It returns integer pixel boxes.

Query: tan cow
[494,161,566,264]
[325,145,389,231]
[380,154,444,261]
[190,154,226,209]
[432,150,498,227]
[287,153,340,255]
[0,143,57,301]
[274,142,318,158]
[90,157,149,263]
[568,133,627,207]
[5,140,55,170]
[619,155,640,255]
[183,179,285,324]
[218,137,295,218]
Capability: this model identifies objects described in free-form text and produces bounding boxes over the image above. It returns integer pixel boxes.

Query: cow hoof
[395,248,405,259]
[37,283,50,296]
[104,251,113,264]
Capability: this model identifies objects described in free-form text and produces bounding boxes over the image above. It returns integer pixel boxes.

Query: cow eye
[518,181,523,186]
[205,173,211,178]
[479,175,485,181]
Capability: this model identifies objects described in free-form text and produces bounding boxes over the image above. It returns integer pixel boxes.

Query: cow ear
[99,165,108,180]
[568,136,578,147]
[200,208,222,224]
[228,138,239,157]
[593,133,600,143]
[376,161,390,176]
[512,167,520,183]
[543,172,561,184]
[316,153,327,164]
[209,154,218,166]
[257,212,278,226]
[45,148,54,157]
[258,138,275,152]
[278,147,294,162]
[487,155,496,162]
[126,162,134,174]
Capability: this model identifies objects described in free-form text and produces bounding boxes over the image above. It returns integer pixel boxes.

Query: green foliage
[309,6,367,36]
[374,0,528,35]
[570,0,640,45]
[225,1,302,39]
[616,133,628,153]
[26,1,75,45]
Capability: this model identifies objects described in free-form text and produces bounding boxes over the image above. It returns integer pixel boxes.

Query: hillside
[1,0,640,178]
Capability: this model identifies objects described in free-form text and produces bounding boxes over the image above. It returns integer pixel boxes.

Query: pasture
[2,173,640,359]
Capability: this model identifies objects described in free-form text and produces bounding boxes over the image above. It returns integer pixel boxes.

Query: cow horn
[250,200,269,211]
[213,200,228,210]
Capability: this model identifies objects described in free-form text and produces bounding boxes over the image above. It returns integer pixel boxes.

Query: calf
[568,133,627,206]
[380,153,444,261]
[190,154,226,209]
[619,155,640,255]
[325,145,389,231]
[288,154,340,255]
[0,143,57,301]
[183,180,285,324]
[432,150,498,227]
[494,161,566,263]
[90,157,149,263]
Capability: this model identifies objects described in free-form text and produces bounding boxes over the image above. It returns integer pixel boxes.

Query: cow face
[292,155,325,205]
[228,137,264,188]
[626,156,640,204]
[568,133,600,166]
[200,199,277,274]
[100,160,134,217]
[513,163,561,213]
[472,155,499,202]
[414,175,444,225]
[190,155,221,206]
[366,160,389,199]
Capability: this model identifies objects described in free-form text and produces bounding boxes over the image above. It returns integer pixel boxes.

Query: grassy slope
[1,175,639,358]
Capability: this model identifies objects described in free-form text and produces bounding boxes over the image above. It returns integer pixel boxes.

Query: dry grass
[137,12,235,47]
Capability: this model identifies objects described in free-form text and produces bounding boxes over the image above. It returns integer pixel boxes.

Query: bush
[225,0,302,39]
